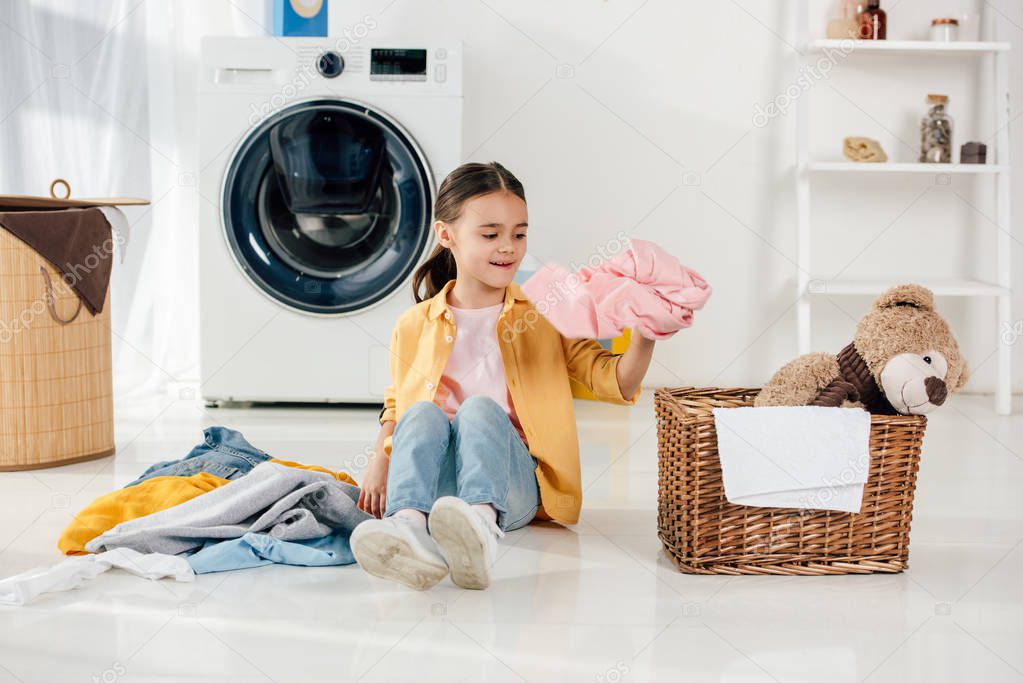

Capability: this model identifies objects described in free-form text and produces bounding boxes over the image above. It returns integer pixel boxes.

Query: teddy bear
[754,284,968,415]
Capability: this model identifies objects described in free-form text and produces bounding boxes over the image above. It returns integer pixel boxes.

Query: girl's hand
[358,449,389,518]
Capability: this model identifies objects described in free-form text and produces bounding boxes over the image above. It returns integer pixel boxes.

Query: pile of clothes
[1,427,371,606]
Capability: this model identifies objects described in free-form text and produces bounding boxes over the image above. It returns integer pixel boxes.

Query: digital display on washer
[370,48,427,80]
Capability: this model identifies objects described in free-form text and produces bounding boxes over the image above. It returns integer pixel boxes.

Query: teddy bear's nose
[925,376,948,405]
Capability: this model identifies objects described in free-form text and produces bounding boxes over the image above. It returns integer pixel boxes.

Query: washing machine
[198,37,462,404]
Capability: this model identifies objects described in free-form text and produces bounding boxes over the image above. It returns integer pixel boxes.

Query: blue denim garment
[384,396,541,532]
[185,531,355,574]
[123,426,272,488]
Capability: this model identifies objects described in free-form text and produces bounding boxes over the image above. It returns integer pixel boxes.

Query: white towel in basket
[711,406,872,513]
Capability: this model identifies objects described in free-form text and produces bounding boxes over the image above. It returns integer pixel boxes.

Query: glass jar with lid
[930,18,959,42]
[919,94,953,163]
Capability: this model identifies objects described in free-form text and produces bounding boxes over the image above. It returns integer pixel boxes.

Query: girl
[350,161,655,591]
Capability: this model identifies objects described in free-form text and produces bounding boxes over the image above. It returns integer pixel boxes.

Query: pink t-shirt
[435,301,528,446]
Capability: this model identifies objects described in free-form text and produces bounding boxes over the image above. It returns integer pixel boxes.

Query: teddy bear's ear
[874,284,934,312]
[952,360,970,392]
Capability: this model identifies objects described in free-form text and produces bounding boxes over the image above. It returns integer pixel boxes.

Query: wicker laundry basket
[0,227,114,471]
[655,387,927,575]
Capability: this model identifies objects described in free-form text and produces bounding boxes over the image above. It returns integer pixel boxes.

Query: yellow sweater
[59,472,231,555]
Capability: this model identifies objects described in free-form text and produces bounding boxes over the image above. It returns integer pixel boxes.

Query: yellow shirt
[379,278,640,526]
[269,458,358,486]
[59,471,232,555]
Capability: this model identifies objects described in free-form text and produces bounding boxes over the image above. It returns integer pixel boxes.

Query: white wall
[2,0,1019,400]
[321,0,1021,397]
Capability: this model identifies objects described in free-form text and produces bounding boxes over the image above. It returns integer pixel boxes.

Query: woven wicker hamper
[0,227,115,471]
[655,387,927,575]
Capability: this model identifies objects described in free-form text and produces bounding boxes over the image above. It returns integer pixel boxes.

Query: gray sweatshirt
[86,462,372,555]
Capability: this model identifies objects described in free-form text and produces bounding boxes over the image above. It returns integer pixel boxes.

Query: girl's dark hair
[411,161,526,303]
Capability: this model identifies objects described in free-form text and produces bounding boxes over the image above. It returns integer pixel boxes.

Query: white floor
[0,391,1021,683]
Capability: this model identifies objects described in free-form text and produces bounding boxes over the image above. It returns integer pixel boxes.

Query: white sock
[470,503,503,536]
[393,508,427,529]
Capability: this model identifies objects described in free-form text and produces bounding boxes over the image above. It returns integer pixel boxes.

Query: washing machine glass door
[223,99,432,314]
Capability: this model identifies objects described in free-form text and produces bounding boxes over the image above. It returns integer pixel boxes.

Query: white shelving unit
[809,161,1007,174]
[807,38,1010,54]
[795,2,1013,415]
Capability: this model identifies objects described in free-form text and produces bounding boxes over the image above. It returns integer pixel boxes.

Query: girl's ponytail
[411,161,526,303]
[411,245,458,304]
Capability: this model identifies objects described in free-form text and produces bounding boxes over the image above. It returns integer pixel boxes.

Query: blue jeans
[123,426,271,488]
[384,397,540,532]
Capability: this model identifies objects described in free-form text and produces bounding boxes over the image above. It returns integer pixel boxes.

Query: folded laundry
[86,462,372,556]
[0,207,115,315]
[123,426,273,488]
[711,406,872,513]
[521,238,710,340]
[59,471,233,555]
[0,548,192,607]
[186,531,355,574]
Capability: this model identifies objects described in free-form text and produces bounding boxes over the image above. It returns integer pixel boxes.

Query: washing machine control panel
[201,38,461,96]
[369,48,428,82]
[316,51,344,78]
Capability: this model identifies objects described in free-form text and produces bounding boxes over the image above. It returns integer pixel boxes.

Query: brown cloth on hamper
[0,207,113,315]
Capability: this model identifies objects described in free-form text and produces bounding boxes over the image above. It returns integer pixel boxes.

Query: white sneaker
[428,497,505,590]
[350,516,449,591]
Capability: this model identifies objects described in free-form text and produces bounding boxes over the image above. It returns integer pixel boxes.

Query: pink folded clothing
[521,238,711,340]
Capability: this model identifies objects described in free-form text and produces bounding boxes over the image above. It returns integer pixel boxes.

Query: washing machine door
[222,99,433,314]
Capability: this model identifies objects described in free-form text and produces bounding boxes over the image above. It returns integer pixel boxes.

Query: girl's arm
[615,334,655,399]
[375,419,396,456]
[358,418,395,518]
[560,335,647,404]
[359,320,402,517]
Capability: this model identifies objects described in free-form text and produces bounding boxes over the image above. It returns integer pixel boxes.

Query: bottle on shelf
[858,0,887,40]
[920,94,953,163]
[826,0,859,39]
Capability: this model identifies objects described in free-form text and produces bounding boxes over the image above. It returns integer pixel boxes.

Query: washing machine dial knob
[316,51,344,78]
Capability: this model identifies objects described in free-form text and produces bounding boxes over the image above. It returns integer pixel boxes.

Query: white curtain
[0,0,269,401]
